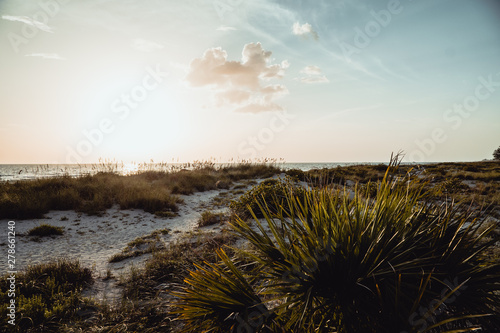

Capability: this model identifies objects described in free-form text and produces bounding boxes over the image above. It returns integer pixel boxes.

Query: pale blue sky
[0,0,499,163]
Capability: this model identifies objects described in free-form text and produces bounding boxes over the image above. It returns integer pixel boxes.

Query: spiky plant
[173,156,500,332]
[172,249,273,332]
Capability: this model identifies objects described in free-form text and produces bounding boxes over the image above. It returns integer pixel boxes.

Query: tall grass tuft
[27,223,64,237]
[173,156,500,332]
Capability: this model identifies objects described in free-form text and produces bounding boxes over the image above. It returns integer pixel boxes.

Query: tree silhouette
[494,146,500,160]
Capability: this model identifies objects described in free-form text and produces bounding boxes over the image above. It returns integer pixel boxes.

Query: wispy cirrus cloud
[300,65,322,75]
[298,76,329,84]
[296,65,329,84]
[131,38,164,52]
[1,15,54,33]
[186,42,289,113]
[216,25,237,32]
[25,53,65,60]
[292,22,318,40]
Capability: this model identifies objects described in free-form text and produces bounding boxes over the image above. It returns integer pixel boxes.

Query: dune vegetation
[0,259,93,332]
[0,162,281,219]
[26,224,64,237]
[173,158,499,332]
[1,158,499,332]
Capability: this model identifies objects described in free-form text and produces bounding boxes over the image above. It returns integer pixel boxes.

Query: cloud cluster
[297,65,329,84]
[292,22,318,40]
[186,42,289,113]
[1,15,54,33]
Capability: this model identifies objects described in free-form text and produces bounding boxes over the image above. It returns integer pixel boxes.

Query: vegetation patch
[230,177,306,219]
[64,231,238,332]
[27,223,64,237]
[175,159,500,332]
[0,163,281,220]
[0,259,93,332]
[122,231,238,299]
[198,210,224,227]
[109,231,167,263]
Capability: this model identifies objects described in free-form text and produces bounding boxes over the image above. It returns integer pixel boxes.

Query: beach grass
[27,223,64,237]
[0,259,93,332]
[0,162,281,219]
[197,210,224,227]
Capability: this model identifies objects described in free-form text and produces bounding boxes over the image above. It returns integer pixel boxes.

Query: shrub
[27,224,64,237]
[0,259,93,331]
[198,210,224,227]
[493,146,500,160]
[174,159,500,332]
[285,168,306,181]
[230,178,306,219]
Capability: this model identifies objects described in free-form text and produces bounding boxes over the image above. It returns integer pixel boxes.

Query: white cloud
[298,76,329,84]
[25,53,65,60]
[1,15,54,33]
[292,22,318,40]
[131,39,164,52]
[216,25,237,31]
[186,43,289,113]
[300,65,322,75]
[297,65,329,84]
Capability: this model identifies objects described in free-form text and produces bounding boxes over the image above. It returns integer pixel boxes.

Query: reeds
[0,162,282,219]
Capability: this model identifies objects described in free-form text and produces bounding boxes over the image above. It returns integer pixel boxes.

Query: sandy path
[0,188,231,302]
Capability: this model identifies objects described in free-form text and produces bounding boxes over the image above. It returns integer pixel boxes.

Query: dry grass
[197,210,224,227]
[0,163,281,219]
[27,223,64,237]
[0,259,93,332]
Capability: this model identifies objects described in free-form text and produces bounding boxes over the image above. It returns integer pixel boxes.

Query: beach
[0,161,499,332]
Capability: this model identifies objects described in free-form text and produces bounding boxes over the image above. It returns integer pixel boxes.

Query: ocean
[0,162,389,182]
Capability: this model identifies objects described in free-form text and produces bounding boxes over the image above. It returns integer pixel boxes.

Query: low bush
[27,223,64,237]
[0,259,93,332]
[198,210,224,227]
[230,178,306,219]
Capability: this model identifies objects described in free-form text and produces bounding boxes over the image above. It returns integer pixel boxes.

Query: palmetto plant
[173,157,500,332]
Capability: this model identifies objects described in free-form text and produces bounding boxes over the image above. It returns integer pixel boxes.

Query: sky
[0,0,499,164]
